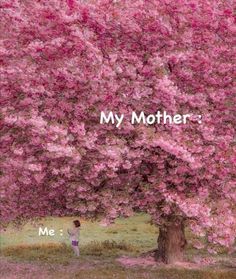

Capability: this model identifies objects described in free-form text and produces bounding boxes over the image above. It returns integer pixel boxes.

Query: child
[68,219,80,257]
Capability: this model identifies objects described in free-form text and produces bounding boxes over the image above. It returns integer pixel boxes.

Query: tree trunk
[155,219,186,264]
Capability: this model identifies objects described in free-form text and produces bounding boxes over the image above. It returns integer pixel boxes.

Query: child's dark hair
[73,220,81,227]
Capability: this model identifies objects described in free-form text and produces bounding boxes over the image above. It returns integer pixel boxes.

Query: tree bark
[155,219,186,264]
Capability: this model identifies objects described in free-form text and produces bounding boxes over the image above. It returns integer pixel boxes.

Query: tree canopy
[0,0,235,254]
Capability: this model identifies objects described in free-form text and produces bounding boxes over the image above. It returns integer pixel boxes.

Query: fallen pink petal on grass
[117,256,157,267]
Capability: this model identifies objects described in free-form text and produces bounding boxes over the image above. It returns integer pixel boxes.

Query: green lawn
[1,214,235,279]
[1,214,157,252]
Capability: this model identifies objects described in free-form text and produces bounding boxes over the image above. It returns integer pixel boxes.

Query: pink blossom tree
[0,0,235,263]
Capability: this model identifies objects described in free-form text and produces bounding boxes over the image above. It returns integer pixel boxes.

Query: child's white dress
[68,227,80,256]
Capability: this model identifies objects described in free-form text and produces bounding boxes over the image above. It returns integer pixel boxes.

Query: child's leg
[71,242,80,256]
[73,245,80,256]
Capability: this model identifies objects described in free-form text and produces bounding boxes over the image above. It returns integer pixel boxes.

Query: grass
[1,214,235,279]
[64,268,236,279]
[1,214,157,252]
[1,253,235,279]
[2,241,137,264]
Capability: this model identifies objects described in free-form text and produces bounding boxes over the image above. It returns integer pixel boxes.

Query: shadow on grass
[2,242,235,279]
[71,267,236,279]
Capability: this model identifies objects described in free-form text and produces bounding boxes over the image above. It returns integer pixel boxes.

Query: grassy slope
[1,214,235,279]
[1,214,157,252]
